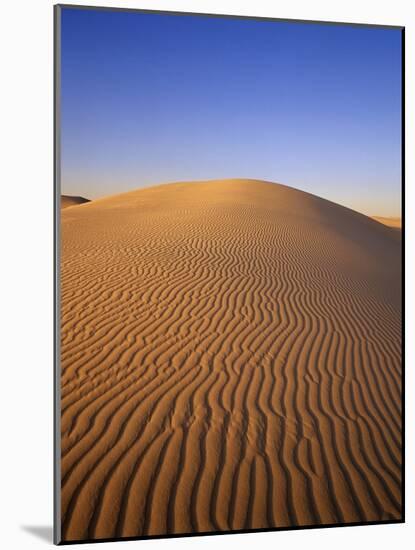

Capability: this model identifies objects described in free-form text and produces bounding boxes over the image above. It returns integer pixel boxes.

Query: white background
[0,0,412,548]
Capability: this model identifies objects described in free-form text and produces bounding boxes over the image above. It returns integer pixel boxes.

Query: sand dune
[372,216,402,229]
[61,195,90,209]
[60,179,402,542]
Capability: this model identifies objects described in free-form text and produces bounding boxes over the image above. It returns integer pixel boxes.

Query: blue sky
[60,8,402,216]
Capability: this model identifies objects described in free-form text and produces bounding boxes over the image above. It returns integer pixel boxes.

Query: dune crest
[60,179,402,542]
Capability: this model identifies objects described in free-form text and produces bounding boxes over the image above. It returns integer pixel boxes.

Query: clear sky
[60,7,402,217]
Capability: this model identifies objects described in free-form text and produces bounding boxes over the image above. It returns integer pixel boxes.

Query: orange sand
[60,179,402,542]
[372,216,402,228]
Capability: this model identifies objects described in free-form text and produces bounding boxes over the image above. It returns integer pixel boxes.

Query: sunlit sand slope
[372,216,402,229]
[60,179,402,542]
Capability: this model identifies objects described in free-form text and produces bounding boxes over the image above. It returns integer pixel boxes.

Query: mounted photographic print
[54,4,404,545]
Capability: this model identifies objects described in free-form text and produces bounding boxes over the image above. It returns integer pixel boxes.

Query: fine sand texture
[61,195,90,209]
[60,179,402,542]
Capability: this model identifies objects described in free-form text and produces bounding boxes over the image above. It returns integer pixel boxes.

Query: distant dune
[61,195,90,209]
[60,179,402,542]
[372,216,402,229]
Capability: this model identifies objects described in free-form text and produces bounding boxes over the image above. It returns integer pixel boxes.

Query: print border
[53,4,405,545]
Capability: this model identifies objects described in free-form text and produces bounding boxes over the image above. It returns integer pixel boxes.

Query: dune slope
[60,179,402,541]
[372,216,402,229]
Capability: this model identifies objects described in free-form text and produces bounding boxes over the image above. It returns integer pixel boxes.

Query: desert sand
[61,195,90,209]
[60,179,402,542]
[372,216,402,229]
